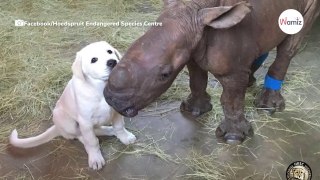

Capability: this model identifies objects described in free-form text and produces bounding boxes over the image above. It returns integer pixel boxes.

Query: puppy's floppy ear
[72,52,85,80]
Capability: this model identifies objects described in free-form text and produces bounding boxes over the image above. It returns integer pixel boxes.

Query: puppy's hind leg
[112,112,136,145]
[52,108,79,140]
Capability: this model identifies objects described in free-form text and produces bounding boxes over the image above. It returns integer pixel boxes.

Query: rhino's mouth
[122,106,138,117]
[104,86,139,117]
[105,97,138,117]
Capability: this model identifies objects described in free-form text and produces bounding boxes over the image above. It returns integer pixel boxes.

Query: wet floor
[1,13,320,180]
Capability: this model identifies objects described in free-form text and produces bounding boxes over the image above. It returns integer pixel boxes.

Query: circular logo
[278,9,304,34]
[286,161,312,180]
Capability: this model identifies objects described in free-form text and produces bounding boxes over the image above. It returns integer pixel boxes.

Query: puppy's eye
[91,57,98,63]
[107,50,113,54]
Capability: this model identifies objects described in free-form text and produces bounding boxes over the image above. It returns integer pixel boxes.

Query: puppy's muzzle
[107,59,117,68]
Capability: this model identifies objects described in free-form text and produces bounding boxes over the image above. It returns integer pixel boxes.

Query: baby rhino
[9,41,136,170]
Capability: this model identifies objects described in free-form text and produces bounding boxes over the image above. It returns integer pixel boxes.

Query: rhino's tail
[9,125,59,148]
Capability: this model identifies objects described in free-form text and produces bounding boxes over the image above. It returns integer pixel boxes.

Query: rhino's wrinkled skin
[105,0,320,144]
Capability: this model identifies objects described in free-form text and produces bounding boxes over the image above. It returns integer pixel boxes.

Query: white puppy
[9,41,136,170]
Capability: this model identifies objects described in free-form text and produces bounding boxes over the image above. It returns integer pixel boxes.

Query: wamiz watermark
[278,9,304,34]
[14,19,162,27]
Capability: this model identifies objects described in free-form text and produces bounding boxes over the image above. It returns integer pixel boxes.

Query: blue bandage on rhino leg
[264,74,283,90]
[253,52,269,66]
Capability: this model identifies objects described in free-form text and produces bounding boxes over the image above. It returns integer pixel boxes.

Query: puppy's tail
[9,126,59,148]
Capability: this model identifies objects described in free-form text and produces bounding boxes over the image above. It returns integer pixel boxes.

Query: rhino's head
[104,0,251,117]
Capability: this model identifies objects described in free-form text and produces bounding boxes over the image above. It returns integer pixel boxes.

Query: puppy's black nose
[107,59,117,68]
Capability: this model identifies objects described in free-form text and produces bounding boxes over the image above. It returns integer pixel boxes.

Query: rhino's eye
[159,71,172,81]
[159,66,173,81]
[160,72,171,81]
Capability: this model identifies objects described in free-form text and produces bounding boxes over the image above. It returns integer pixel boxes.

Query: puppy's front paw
[116,129,136,145]
[88,151,105,170]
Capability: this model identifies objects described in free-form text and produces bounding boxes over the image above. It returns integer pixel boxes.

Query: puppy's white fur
[9,41,136,170]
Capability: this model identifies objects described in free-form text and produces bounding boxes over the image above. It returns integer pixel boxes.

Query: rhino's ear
[72,52,85,80]
[163,0,181,7]
[200,1,251,29]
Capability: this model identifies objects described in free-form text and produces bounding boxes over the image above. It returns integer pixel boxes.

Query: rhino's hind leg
[254,40,290,114]
[255,1,320,114]
[215,73,253,145]
[248,53,269,87]
[180,60,212,116]
[255,36,307,114]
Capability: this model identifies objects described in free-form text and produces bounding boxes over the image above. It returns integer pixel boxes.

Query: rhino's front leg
[215,75,253,145]
[180,60,212,116]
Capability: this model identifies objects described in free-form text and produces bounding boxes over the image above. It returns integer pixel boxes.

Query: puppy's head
[72,41,121,81]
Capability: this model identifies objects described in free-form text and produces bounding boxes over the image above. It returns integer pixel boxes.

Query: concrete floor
[1,17,319,180]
